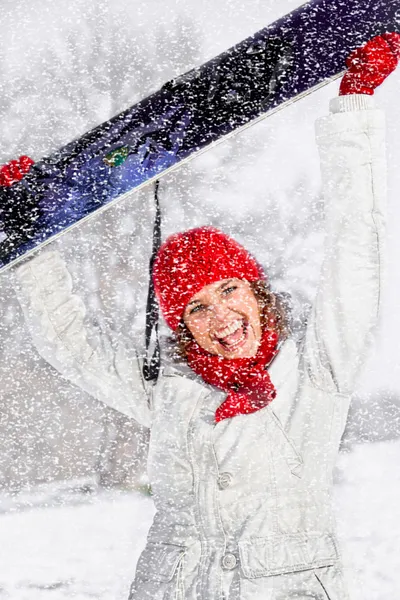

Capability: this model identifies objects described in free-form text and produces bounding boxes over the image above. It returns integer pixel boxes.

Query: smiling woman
[152,226,290,422]
[183,278,263,358]
[178,278,289,360]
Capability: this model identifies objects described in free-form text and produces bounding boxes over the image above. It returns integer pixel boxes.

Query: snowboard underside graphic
[0,0,399,273]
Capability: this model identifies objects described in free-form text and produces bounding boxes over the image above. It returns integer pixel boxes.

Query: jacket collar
[267,337,298,389]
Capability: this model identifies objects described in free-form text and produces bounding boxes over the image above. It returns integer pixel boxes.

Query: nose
[210,302,230,322]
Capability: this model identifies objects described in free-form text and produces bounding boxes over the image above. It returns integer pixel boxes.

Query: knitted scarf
[186,328,279,422]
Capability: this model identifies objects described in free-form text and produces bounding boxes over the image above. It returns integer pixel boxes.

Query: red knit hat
[153,226,265,331]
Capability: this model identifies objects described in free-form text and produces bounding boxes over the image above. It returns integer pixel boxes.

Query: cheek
[248,306,262,335]
[231,292,261,336]
[231,292,259,317]
[187,321,217,352]
[187,318,210,340]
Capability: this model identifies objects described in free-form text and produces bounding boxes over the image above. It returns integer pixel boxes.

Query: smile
[213,319,249,352]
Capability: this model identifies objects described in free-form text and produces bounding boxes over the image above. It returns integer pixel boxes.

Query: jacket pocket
[129,542,185,600]
[238,532,338,579]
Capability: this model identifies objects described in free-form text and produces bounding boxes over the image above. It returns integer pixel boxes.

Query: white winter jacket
[15,95,385,600]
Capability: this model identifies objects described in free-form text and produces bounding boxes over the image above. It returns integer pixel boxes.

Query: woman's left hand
[339,32,400,95]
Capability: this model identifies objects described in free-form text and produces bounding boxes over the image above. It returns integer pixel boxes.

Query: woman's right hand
[0,156,34,187]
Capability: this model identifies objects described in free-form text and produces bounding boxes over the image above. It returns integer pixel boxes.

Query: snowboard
[1,0,399,273]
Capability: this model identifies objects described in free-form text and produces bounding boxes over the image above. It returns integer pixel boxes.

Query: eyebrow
[186,279,235,307]
[187,298,201,307]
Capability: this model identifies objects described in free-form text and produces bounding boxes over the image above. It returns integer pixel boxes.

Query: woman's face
[183,278,262,359]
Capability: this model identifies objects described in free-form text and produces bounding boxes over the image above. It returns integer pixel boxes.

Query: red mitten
[340,32,400,96]
[0,155,34,187]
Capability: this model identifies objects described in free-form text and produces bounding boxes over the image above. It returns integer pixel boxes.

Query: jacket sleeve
[14,250,152,428]
[302,94,386,394]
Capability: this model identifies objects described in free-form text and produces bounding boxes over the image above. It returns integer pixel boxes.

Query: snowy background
[0,0,400,598]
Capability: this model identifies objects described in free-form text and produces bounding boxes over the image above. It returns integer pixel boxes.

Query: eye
[221,285,237,297]
[189,303,206,315]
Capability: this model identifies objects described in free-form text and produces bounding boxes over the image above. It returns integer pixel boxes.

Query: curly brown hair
[173,280,290,361]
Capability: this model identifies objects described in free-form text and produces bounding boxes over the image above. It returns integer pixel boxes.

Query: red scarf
[186,329,279,422]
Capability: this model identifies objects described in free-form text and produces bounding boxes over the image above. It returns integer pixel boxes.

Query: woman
[7,34,400,599]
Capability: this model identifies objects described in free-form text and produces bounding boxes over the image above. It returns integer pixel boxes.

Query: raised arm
[14,250,152,427]
[302,94,385,394]
[302,34,400,395]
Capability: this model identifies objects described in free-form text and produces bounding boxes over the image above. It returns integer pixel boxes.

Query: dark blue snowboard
[1,0,399,272]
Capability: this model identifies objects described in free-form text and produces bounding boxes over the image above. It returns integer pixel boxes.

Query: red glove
[0,155,34,187]
[340,32,400,96]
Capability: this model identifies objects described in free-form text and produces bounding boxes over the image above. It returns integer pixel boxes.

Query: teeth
[215,319,242,340]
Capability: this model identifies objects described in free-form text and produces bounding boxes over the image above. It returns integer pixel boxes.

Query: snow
[0,487,154,600]
[0,440,399,599]
[336,441,400,599]
[0,0,400,597]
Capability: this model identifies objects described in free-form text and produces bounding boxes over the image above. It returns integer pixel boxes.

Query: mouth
[213,318,249,352]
